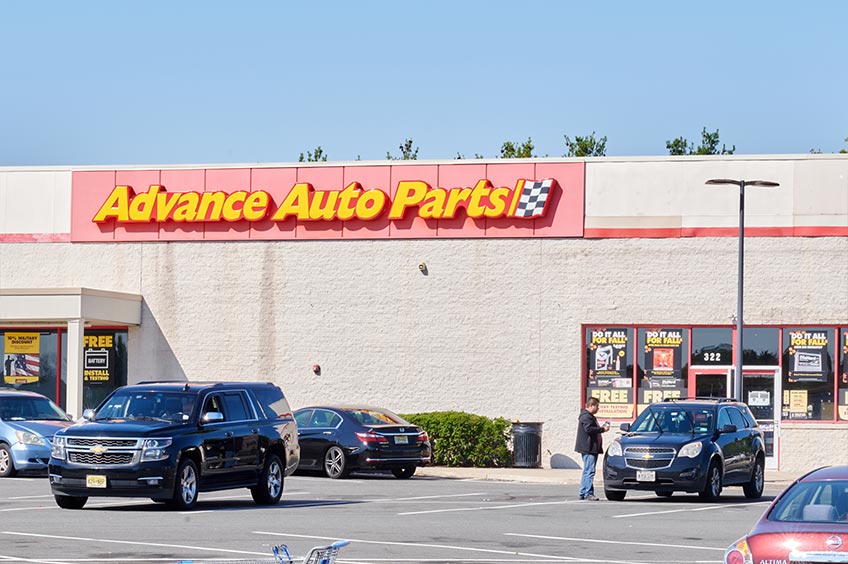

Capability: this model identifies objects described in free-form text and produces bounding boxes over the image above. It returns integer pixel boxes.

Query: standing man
[575,396,610,501]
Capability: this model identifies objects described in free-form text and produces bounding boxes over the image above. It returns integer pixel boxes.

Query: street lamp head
[705,178,780,187]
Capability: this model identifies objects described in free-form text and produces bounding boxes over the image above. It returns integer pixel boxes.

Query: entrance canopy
[0,287,142,418]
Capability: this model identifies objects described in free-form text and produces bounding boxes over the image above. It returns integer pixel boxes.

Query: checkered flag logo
[513,179,553,218]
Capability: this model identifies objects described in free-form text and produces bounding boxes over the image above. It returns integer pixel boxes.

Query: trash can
[512,421,543,468]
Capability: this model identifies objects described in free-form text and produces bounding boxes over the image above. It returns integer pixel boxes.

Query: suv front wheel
[699,461,722,502]
[167,458,199,510]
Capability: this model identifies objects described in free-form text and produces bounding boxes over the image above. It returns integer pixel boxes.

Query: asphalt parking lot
[0,471,784,564]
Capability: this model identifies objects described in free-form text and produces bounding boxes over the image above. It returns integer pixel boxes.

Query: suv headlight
[16,430,44,446]
[678,441,703,458]
[606,440,623,457]
[141,438,173,461]
[51,435,67,460]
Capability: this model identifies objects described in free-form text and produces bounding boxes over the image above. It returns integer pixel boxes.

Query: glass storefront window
[637,327,689,408]
[743,327,780,365]
[839,328,848,421]
[691,327,732,366]
[584,327,634,419]
[1,330,59,403]
[83,330,128,410]
[781,328,835,421]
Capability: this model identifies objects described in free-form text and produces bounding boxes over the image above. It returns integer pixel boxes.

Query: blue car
[0,388,73,477]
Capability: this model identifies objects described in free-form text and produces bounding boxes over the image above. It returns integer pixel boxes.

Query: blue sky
[1,1,846,166]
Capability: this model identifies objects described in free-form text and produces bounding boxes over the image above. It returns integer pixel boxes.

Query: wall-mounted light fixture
[312,364,321,375]
[418,262,428,275]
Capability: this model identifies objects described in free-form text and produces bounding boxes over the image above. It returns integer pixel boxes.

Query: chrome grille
[63,436,142,467]
[69,452,135,465]
[624,446,676,470]
[67,438,138,448]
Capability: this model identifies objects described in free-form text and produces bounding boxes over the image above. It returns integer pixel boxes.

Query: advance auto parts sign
[92,179,555,224]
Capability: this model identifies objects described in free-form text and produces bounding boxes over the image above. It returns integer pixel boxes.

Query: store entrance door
[738,367,781,470]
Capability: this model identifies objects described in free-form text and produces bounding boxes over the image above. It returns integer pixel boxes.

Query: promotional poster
[3,333,40,385]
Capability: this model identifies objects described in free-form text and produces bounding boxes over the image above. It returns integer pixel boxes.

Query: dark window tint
[294,410,313,428]
[252,386,291,420]
[221,392,250,421]
[309,409,342,428]
[692,328,732,366]
[717,408,732,428]
[743,328,780,365]
[728,407,747,429]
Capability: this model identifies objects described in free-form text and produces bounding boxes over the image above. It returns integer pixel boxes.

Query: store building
[0,154,846,472]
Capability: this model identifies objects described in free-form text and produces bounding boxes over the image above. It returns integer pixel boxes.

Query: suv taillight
[417,430,429,443]
[355,431,389,444]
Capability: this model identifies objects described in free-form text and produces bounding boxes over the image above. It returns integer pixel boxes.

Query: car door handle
[323,431,333,435]
[251,429,259,434]
[225,431,233,437]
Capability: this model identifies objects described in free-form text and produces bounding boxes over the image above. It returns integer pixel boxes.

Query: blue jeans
[579,453,598,498]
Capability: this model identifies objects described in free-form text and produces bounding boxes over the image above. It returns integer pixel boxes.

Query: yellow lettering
[337,183,361,220]
[355,189,387,220]
[388,181,428,219]
[444,187,473,218]
[419,188,447,219]
[308,190,340,220]
[92,186,131,222]
[155,190,181,221]
[272,183,312,221]
[172,192,200,222]
[466,180,492,219]
[484,187,510,218]
[128,186,162,222]
[243,191,269,221]
[222,191,247,221]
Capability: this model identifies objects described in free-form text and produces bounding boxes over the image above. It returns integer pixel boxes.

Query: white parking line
[611,501,770,519]
[253,531,579,561]
[0,531,270,558]
[398,500,577,516]
[504,533,724,553]
[0,554,74,564]
[372,492,488,502]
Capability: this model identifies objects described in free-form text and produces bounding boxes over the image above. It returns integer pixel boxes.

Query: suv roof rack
[662,396,736,403]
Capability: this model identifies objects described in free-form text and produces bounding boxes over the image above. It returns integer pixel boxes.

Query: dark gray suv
[602,398,765,501]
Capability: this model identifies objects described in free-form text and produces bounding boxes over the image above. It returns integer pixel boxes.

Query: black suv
[602,398,765,501]
[48,381,300,510]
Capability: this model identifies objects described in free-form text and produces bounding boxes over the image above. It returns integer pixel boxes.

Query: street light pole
[705,178,779,402]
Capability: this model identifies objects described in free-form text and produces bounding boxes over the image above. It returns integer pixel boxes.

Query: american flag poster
[4,333,41,385]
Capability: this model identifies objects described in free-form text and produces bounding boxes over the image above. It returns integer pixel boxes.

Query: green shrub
[401,411,512,467]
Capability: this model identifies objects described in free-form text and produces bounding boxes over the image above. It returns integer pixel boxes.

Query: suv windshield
[0,396,68,421]
[630,406,715,434]
[97,391,197,422]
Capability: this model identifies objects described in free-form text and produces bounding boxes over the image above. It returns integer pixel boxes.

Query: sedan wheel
[324,446,349,479]
[392,466,416,479]
[0,444,17,478]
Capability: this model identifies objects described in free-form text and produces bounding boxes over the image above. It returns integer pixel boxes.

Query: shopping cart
[175,539,349,564]
[274,540,349,564]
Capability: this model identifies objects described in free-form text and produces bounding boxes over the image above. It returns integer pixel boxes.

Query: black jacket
[574,408,604,454]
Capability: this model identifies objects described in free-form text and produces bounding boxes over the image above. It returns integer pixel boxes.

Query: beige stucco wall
[1,235,845,472]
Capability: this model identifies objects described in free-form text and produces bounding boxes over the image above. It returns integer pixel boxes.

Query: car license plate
[636,470,656,482]
[86,475,107,488]
[395,435,408,445]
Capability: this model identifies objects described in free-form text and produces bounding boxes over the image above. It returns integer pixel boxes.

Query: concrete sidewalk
[417,465,801,486]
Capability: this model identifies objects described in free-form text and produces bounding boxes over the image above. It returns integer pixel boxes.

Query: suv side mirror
[619,423,631,432]
[202,411,224,424]
[720,424,737,434]
[82,409,96,421]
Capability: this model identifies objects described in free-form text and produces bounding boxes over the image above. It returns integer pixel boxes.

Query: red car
[725,465,848,564]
